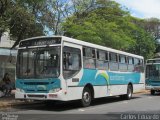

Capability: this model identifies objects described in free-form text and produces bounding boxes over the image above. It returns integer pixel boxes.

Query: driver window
[63,46,81,79]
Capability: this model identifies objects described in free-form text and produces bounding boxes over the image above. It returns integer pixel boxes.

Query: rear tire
[151,90,155,95]
[81,87,92,107]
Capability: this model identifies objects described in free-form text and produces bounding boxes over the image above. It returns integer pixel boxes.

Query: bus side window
[134,58,144,73]
[109,52,118,71]
[128,57,134,72]
[119,55,127,72]
[83,47,96,69]
[63,46,81,79]
[134,58,140,72]
[63,52,70,70]
[96,50,109,70]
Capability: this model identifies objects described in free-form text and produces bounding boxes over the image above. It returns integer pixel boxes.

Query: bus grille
[27,94,46,98]
[26,90,47,92]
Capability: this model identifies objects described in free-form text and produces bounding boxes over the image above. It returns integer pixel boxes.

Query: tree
[10,0,46,48]
[0,0,74,48]
[0,0,10,40]
[142,18,160,53]
[63,0,155,59]
[40,0,72,35]
[63,0,134,49]
[0,0,45,48]
[0,0,156,58]
[143,18,160,40]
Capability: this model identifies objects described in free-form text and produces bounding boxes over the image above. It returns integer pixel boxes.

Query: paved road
[0,92,160,120]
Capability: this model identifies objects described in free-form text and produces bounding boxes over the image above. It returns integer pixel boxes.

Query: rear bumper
[146,85,160,90]
[15,90,67,101]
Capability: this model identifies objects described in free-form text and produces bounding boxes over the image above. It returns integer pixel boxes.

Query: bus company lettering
[23,85,36,90]
[110,76,125,81]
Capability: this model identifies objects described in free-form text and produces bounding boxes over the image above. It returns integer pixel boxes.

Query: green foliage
[63,0,155,59]
[0,0,156,59]
[0,0,45,48]
[127,28,155,59]
[142,18,160,54]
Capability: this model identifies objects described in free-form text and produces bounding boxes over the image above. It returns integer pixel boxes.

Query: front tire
[81,87,92,107]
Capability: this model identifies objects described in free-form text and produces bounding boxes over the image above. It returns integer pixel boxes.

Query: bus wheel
[81,87,92,107]
[125,84,133,100]
[151,90,155,95]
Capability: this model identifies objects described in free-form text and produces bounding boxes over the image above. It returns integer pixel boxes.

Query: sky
[114,0,160,19]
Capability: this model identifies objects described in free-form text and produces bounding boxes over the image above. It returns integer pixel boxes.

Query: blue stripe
[78,69,141,86]
[16,78,60,93]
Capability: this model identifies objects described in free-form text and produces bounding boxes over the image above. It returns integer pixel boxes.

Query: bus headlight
[49,88,61,93]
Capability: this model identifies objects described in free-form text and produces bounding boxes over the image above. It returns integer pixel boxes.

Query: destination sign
[19,37,61,47]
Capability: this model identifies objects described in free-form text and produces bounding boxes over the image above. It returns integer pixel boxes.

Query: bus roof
[147,58,160,61]
[146,58,160,64]
[20,36,144,59]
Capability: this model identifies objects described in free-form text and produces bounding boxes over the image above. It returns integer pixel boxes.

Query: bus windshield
[16,46,61,79]
[146,64,160,79]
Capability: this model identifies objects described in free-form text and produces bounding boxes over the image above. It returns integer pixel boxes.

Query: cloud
[114,0,160,19]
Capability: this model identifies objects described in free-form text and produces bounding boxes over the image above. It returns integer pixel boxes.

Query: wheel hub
[83,92,90,103]
[128,88,132,98]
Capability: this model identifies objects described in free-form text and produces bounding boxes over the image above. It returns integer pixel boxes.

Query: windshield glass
[17,46,61,79]
[146,64,160,79]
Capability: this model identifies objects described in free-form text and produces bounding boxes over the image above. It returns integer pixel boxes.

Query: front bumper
[15,90,67,101]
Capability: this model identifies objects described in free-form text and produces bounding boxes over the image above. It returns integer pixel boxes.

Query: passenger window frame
[63,46,82,79]
[83,47,96,69]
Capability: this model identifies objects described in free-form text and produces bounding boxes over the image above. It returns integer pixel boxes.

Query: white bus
[15,36,145,107]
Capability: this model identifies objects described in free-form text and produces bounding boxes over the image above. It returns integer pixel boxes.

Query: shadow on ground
[11,95,141,112]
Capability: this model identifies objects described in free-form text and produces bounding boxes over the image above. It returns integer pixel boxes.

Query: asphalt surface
[0,92,160,120]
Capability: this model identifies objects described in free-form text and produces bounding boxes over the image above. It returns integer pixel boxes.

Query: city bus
[146,58,160,95]
[15,36,145,107]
